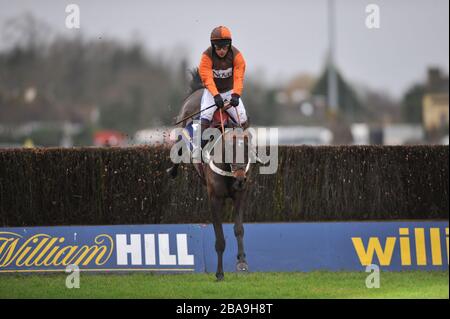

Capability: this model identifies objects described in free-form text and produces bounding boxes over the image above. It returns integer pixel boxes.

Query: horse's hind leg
[233,196,248,272]
[211,197,226,281]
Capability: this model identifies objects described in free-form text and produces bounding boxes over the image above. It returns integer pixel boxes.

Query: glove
[214,94,224,108]
[230,93,240,107]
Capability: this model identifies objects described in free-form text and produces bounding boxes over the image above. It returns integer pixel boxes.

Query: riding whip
[173,102,231,126]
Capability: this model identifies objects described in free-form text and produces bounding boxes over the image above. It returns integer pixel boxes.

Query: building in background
[422,68,449,143]
[423,94,449,130]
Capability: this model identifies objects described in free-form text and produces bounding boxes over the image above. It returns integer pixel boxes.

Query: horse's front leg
[233,193,248,272]
[211,197,226,281]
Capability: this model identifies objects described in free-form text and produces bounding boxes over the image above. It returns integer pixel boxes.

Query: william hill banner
[0,222,448,273]
[0,225,203,273]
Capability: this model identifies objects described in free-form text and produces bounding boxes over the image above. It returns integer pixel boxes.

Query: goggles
[214,43,230,50]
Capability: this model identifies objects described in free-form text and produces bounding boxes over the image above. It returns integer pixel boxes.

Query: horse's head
[205,108,251,191]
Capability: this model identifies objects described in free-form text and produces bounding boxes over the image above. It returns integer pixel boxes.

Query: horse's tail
[188,68,205,95]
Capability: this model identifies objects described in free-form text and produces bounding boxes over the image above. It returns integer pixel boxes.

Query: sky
[0,0,448,99]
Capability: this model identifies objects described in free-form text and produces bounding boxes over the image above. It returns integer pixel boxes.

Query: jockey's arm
[199,54,219,96]
[232,52,246,96]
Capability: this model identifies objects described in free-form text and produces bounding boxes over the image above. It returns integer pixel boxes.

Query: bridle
[204,130,251,178]
[204,105,250,178]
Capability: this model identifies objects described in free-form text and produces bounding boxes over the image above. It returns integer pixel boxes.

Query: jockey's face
[214,44,230,58]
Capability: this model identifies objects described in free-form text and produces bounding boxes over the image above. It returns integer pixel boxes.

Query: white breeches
[200,89,248,124]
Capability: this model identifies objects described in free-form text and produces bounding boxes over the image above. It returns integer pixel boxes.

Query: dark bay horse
[168,70,250,281]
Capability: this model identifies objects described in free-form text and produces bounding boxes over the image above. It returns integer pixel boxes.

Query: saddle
[211,108,237,129]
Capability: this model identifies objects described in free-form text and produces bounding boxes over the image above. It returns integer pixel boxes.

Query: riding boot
[166,141,184,178]
[166,164,179,178]
[193,120,210,163]
[199,120,210,163]
[241,121,250,130]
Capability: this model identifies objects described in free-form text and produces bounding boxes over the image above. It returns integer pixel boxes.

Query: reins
[208,103,249,177]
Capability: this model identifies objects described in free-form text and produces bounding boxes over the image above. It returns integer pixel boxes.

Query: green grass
[0,271,448,299]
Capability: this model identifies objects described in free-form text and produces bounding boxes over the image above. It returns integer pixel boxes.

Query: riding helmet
[210,26,232,47]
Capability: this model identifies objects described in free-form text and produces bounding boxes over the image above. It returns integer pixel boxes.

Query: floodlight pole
[327,0,339,115]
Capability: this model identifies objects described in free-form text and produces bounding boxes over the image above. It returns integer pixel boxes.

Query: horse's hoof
[216,273,224,281]
[236,262,249,272]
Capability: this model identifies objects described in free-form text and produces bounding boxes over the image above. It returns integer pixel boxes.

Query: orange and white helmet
[210,26,232,46]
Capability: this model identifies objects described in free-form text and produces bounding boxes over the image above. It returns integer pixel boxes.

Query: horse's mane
[175,68,204,124]
[186,68,205,96]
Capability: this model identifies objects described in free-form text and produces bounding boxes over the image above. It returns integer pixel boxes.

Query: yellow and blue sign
[0,221,448,273]
[214,221,449,272]
[0,225,203,273]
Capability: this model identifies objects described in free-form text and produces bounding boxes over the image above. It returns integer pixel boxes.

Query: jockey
[197,26,249,153]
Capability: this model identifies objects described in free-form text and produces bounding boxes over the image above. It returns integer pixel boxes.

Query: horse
[168,69,250,281]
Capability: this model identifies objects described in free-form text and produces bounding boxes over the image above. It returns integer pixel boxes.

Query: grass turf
[0,271,448,299]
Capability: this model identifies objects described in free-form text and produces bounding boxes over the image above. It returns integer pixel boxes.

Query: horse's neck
[178,89,203,125]
[209,133,231,171]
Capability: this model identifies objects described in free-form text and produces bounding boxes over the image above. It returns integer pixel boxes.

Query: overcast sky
[0,0,448,99]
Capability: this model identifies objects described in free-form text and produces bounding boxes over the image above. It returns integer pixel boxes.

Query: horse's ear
[188,68,204,94]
